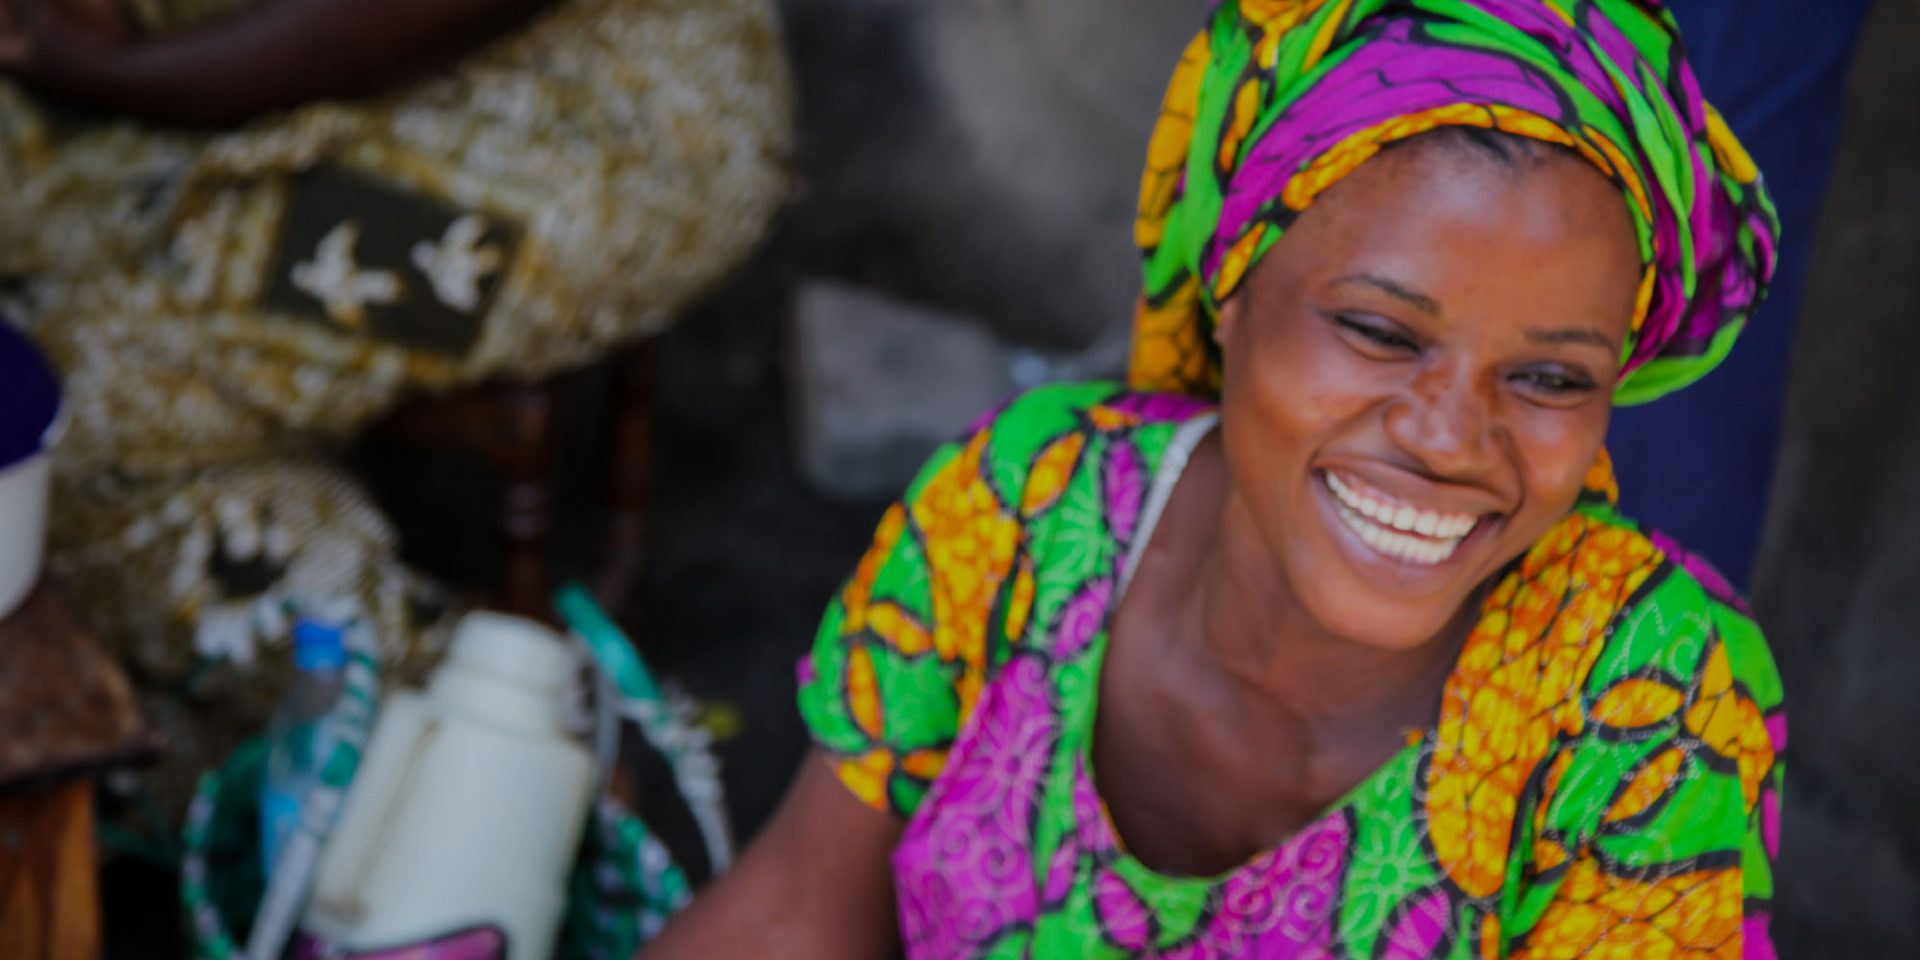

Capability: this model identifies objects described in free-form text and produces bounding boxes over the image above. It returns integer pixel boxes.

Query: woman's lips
[1321,469,1485,567]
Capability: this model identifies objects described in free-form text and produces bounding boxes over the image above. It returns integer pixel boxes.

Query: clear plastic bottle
[260,618,347,876]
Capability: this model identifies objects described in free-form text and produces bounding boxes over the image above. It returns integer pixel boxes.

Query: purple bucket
[0,321,62,616]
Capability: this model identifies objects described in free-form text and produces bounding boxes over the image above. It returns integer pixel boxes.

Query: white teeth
[1393,504,1417,530]
[1325,473,1476,537]
[1321,471,1481,567]
[1336,499,1456,565]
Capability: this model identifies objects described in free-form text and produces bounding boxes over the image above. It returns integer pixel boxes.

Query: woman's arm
[0,0,550,126]
[639,751,904,960]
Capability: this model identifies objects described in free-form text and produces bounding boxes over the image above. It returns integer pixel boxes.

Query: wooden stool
[364,339,660,622]
[0,584,158,959]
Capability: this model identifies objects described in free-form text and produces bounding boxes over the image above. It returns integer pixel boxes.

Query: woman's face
[1214,137,1640,651]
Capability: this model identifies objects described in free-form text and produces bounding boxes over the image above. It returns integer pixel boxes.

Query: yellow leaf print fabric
[795,383,1786,958]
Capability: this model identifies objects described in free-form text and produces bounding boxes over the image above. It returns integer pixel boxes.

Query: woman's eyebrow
[1331,273,1620,352]
[1526,328,1618,352]
[1332,273,1440,315]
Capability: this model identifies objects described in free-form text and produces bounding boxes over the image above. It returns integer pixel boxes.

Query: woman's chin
[1287,472,1515,647]
[1289,544,1499,652]
[1309,594,1466,652]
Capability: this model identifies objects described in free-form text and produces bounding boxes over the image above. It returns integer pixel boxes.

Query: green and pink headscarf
[1129,0,1779,407]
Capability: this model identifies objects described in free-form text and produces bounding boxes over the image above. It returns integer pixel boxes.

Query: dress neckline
[1078,406,1421,888]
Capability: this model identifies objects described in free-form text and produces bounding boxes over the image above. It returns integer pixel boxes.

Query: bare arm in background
[0,0,550,126]
[639,751,904,960]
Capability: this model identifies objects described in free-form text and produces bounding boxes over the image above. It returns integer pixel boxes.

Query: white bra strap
[1114,412,1219,603]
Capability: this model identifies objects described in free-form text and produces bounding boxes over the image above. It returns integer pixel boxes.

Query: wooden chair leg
[498,380,559,620]
[0,782,101,959]
[592,339,659,615]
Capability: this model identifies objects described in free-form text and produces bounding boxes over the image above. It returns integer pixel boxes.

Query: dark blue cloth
[1607,0,1874,589]
[0,320,60,471]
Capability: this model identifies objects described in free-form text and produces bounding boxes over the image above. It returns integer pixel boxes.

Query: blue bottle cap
[0,321,60,472]
[292,619,348,671]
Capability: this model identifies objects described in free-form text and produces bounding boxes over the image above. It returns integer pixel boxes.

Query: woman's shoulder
[1456,505,1783,813]
[1482,515,1787,951]
[1529,509,1786,822]
[955,380,1217,490]
[1571,508,1782,713]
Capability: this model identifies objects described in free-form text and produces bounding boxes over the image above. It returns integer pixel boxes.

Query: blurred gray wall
[1755,0,1920,954]
[778,0,1192,349]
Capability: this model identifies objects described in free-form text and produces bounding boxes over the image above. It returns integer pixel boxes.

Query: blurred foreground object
[0,320,61,619]
[298,612,593,959]
[0,0,792,830]
[0,584,157,958]
[361,340,660,620]
[182,593,723,959]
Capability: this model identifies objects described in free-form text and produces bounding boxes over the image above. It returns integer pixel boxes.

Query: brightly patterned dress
[799,382,1784,959]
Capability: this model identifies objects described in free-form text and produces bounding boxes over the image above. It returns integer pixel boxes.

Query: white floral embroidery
[194,605,258,665]
[411,214,503,313]
[291,220,403,329]
[171,190,241,308]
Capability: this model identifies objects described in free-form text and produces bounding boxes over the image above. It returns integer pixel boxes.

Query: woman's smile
[1317,468,1487,567]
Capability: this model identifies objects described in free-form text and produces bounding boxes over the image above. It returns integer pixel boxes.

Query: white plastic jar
[0,321,62,618]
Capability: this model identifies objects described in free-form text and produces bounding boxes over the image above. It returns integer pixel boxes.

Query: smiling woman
[641,2,1784,959]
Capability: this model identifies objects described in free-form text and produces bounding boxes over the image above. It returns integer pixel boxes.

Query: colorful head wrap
[1129,0,1779,406]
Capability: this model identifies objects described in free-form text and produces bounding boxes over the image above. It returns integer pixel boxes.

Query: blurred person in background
[644,1,1786,956]
[1606,0,1874,589]
[0,0,790,827]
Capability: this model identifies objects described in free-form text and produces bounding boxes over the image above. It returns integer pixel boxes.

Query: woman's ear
[1213,292,1244,353]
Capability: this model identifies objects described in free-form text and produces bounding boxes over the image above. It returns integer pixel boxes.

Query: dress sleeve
[796,413,1027,818]
[1506,593,1786,959]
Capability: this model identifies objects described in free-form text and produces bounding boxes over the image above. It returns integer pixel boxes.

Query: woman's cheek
[1516,412,1609,508]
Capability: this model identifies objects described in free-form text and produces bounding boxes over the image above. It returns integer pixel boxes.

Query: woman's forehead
[1253,144,1641,332]
[1289,140,1636,267]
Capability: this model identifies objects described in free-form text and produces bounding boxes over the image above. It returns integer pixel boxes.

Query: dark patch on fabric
[264,167,521,358]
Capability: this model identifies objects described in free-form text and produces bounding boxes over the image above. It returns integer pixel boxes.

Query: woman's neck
[1185,487,1476,731]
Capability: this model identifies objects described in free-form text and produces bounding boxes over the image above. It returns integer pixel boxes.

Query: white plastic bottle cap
[445,612,575,696]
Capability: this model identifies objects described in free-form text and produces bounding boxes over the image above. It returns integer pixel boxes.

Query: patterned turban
[1129,0,1779,406]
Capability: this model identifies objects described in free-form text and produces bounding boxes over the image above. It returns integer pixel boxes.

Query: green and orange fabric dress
[801,383,1781,958]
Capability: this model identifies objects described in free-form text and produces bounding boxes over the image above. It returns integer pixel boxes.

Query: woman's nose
[1384,364,1499,479]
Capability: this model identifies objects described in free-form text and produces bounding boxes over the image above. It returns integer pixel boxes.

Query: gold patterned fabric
[0,0,792,825]
[4,0,793,474]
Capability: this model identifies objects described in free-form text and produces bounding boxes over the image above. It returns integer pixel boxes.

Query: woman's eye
[1335,315,1418,353]
[1514,369,1598,395]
